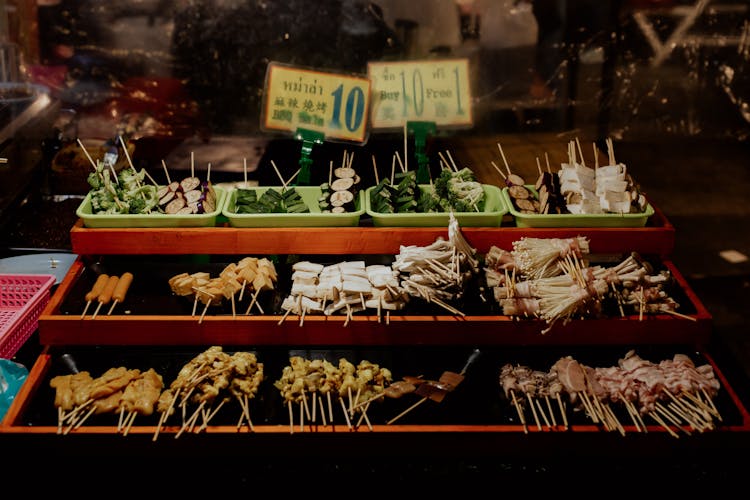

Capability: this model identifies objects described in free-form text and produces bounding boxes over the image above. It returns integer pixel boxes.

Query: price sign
[368,59,472,129]
[262,62,371,144]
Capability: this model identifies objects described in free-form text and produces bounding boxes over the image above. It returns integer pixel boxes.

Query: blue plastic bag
[0,359,29,422]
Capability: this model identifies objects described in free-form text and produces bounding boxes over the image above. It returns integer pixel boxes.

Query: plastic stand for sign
[294,128,325,186]
[407,121,437,184]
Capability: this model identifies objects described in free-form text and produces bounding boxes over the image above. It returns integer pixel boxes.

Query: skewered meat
[50,374,75,412]
[506,352,723,436]
[94,390,124,415]
[70,371,94,407]
[383,380,417,398]
[121,368,164,416]
[552,356,587,394]
[88,367,141,399]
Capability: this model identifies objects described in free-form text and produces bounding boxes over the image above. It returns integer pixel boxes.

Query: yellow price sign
[262,62,371,144]
[368,59,473,130]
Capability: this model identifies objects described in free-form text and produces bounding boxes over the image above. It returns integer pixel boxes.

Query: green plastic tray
[77,187,226,228]
[223,186,364,227]
[365,184,507,227]
[501,186,654,228]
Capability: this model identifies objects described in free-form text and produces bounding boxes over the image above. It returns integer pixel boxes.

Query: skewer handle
[460,349,481,375]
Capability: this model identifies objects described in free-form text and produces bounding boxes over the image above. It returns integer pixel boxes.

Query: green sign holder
[407,121,437,184]
[294,128,325,186]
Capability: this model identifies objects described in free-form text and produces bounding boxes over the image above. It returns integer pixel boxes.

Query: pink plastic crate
[0,274,56,359]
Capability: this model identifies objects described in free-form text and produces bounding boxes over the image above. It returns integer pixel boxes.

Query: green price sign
[367,58,473,130]
[262,62,371,144]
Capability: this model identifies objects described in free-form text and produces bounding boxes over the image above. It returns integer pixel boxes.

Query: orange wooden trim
[37,256,712,347]
[70,214,676,256]
[38,313,712,347]
[0,347,50,427]
[702,351,750,427]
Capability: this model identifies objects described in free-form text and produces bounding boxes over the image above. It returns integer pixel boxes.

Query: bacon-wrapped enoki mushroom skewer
[511,236,590,280]
[394,216,479,316]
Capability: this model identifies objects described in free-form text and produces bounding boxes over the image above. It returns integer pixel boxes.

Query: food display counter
[2,218,749,467]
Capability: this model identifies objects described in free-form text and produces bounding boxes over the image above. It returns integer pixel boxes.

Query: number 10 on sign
[368,59,472,129]
[263,63,371,144]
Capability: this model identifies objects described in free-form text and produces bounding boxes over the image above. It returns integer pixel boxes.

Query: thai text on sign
[263,62,371,144]
[367,59,472,129]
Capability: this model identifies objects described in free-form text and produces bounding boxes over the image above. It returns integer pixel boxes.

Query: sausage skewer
[81,274,110,319]
[91,275,120,319]
[107,272,134,315]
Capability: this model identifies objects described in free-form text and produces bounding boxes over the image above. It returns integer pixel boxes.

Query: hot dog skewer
[91,275,120,319]
[107,272,134,315]
[81,274,110,319]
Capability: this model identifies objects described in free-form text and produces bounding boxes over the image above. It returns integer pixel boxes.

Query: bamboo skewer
[510,390,528,434]
[386,396,427,425]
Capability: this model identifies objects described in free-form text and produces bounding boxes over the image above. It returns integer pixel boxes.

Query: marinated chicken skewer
[230,351,264,432]
[77,367,142,433]
[275,356,320,433]
[50,372,89,433]
[153,346,256,439]
[52,367,143,434]
[173,347,235,437]
[347,360,393,431]
[118,368,164,436]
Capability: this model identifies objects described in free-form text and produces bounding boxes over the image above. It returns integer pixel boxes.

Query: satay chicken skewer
[229,351,264,432]
[347,360,393,430]
[53,367,143,434]
[118,368,164,436]
[275,356,318,433]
